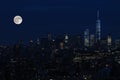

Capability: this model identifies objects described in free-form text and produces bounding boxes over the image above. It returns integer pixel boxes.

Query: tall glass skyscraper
[84,29,90,47]
[96,10,101,42]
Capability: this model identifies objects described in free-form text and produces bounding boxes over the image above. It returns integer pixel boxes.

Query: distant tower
[96,10,101,42]
[64,34,69,43]
[90,34,95,47]
[107,34,112,46]
[64,34,69,49]
[107,34,112,52]
[84,29,90,47]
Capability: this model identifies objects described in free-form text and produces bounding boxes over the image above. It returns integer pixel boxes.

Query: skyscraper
[64,34,69,43]
[90,34,95,47]
[96,10,101,42]
[107,34,112,52]
[107,34,112,46]
[84,29,90,47]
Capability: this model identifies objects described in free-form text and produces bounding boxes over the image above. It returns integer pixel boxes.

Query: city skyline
[0,10,118,44]
[0,1,120,80]
[0,0,120,44]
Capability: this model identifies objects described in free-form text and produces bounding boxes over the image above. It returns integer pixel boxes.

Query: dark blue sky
[0,0,120,44]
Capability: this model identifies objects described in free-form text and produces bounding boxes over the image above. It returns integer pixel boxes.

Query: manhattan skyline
[0,0,120,44]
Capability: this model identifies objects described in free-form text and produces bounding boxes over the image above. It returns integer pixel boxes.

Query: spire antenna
[97,10,100,19]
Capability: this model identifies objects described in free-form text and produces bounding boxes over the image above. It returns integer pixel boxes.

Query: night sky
[0,0,120,44]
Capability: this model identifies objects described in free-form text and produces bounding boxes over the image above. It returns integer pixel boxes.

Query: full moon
[14,15,23,25]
